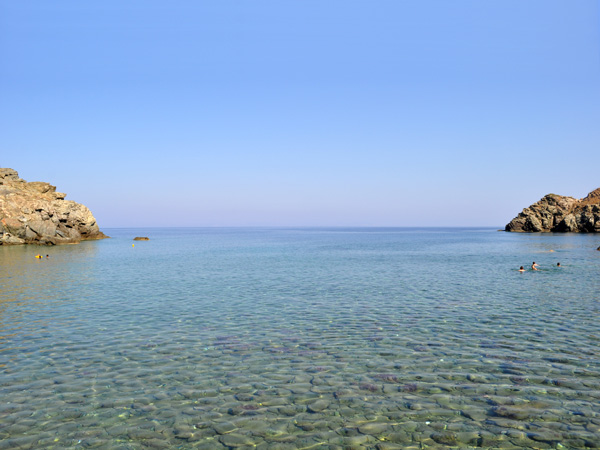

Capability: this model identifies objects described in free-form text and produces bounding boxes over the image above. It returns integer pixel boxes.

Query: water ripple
[1,228,599,449]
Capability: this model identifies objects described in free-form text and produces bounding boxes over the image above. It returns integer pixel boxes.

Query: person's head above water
[557,262,561,267]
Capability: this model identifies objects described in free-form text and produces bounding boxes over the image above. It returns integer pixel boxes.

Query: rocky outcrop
[505,188,600,233]
[0,168,108,245]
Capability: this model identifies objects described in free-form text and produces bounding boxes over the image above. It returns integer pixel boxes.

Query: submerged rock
[505,188,600,232]
[431,431,459,446]
[0,168,108,245]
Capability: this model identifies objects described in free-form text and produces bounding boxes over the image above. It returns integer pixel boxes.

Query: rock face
[505,188,600,233]
[0,168,108,245]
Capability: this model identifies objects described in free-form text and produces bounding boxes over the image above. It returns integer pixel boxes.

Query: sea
[1,227,599,450]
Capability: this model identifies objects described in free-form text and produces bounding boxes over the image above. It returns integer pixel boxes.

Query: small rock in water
[307,399,329,413]
[431,431,459,446]
[359,383,379,392]
[145,439,170,449]
[493,405,536,421]
[134,237,150,241]
[528,431,562,444]
[373,373,400,383]
[467,373,487,383]
[407,402,423,411]
[358,422,389,435]
[461,408,486,422]
[234,393,253,402]
[213,421,237,435]
[277,406,300,416]
[385,431,412,444]
[457,431,481,445]
[219,433,256,447]
[399,383,418,392]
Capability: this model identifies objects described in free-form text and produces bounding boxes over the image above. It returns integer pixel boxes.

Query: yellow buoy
[132,244,135,247]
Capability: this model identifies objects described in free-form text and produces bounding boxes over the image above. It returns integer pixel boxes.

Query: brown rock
[0,168,108,245]
[506,188,600,233]
[0,168,22,182]
[133,237,150,241]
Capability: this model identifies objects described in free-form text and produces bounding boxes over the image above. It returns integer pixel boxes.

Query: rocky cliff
[505,188,600,232]
[0,168,108,245]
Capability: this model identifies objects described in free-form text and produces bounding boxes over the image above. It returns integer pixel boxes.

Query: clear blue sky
[1,1,599,227]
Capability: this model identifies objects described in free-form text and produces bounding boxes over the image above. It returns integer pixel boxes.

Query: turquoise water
[1,227,600,449]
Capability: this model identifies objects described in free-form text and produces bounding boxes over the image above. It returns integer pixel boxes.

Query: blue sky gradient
[1,1,599,227]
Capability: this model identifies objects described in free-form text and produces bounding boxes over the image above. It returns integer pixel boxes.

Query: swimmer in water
[557,262,561,267]
[519,266,525,272]
[531,262,539,271]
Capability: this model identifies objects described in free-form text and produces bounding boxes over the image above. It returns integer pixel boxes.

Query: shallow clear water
[1,227,600,449]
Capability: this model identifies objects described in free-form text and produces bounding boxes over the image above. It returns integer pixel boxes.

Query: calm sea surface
[1,227,600,449]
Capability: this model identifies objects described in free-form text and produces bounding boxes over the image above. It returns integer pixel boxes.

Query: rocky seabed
[2,332,599,450]
[2,228,599,449]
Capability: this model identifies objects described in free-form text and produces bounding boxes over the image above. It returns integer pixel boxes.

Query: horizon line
[100,225,504,229]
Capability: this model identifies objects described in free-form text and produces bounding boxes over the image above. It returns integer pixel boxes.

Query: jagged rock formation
[0,168,108,245]
[505,188,600,232]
